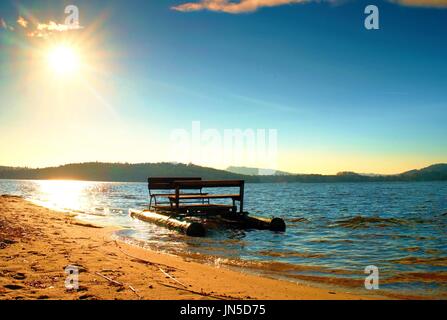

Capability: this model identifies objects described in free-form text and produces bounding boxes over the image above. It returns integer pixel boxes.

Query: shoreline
[0,195,378,300]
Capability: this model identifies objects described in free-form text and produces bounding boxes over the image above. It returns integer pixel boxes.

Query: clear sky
[0,0,446,174]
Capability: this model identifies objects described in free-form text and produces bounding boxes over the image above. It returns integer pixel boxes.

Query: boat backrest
[148,177,203,191]
[172,179,245,212]
[173,180,244,189]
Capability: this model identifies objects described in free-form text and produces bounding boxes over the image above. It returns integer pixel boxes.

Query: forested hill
[0,162,446,183]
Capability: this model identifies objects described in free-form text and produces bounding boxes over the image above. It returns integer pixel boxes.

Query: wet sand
[0,195,374,300]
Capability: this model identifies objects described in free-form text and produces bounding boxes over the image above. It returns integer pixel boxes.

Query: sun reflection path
[36,180,94,212]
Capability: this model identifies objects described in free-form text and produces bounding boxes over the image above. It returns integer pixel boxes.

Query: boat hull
[129,209,286,237]
[129,209,206,237]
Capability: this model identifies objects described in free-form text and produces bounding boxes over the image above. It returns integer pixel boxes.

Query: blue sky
[0,0,446,173]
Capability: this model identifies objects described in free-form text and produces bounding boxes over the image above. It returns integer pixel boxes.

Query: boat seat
[151,192,208,198]
[153,203,236,214]
[167,194,241,200]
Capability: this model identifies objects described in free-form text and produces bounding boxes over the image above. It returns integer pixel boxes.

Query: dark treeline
[0,162,446,183]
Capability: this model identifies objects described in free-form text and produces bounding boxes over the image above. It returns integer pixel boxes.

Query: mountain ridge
[0,162,446,183]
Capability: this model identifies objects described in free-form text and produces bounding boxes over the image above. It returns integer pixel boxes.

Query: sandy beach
[0,195,373,300]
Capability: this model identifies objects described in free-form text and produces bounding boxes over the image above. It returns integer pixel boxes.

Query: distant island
[1,162,447,183]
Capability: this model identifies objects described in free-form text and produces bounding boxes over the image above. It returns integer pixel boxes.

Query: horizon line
[1,161,446,176]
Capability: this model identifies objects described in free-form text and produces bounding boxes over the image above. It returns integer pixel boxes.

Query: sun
[47,45,80,75]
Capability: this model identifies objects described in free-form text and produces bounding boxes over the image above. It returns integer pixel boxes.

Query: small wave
[310,238,354,244]
[1,194,22,199]
[286,217,309,223]
[176,252,359,277]
[391,256,447,267]
[123,195,139,200]
[258,250,326,259]
[287,273,363,289]
[64,208,85,214]
[84,212,106,217]
[221,258,325,273]
[289,270,447,296]
[397,272,447,283]
[401,247,421,252]
[333,215,406,229]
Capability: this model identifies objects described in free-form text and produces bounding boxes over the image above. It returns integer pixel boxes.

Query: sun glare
[47,45,80,75]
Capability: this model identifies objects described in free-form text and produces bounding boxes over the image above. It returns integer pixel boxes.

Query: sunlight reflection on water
[34,180,93,211]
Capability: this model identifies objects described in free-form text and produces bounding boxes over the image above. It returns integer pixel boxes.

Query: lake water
[1,179,446,298]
